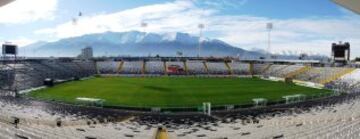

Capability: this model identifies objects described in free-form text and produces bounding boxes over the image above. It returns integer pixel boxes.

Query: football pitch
[29,77,330,108]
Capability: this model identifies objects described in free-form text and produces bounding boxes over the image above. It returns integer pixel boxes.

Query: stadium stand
[0,59,96,96]
[186,61,208,75]
[261,64,273,73]
[285,65,311,78]
[327,69,360,93]
[229,62,251,75]
[279,65,305,78]
[207,62,229,75]
[1,58,360,139]
[252,63,266,75]
[97,61,118,74]
[121,61,143,74]
[338,69,360,85]
[145,61,165,74]
[1,92,360,139]
[0,68,14,94]
[293,67,355,84]
[263,64,290,77]
[8,60,353,91]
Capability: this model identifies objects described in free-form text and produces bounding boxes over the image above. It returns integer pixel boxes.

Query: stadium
[1,0,360,139]
[29,58,333,108]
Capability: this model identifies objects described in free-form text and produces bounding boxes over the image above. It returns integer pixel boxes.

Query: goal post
[76,97,105,107]
[252,98,267,107]
[203,102,211,116]
[282,94,306,104]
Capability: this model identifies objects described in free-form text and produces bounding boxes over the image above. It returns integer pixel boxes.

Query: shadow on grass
[142,85,172,92]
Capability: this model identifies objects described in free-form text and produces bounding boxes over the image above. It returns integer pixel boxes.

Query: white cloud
[2,37,35,47]
[192,0,248,9]
[34,0,360,57]
[35,0,214,38]
[0,0,57,24]
[216,16,360,57]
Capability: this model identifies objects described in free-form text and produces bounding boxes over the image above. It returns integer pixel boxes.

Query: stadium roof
[0,0,13,7]
[333,0,360,14]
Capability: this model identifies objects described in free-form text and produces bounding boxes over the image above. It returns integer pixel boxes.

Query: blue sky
[0,0,359,57]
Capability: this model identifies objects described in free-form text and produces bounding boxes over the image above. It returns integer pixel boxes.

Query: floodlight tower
[198,23,205,57]
[266,22,273,59]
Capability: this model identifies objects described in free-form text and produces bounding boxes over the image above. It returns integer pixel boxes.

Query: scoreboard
[332,42,350,63]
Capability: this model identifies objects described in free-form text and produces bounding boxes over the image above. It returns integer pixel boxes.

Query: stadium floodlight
[198,23,205,57]
[266,22,273,59]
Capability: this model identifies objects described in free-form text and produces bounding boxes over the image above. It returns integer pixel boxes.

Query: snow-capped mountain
[20,31,263,58]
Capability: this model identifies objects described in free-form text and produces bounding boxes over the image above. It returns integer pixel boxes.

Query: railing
[285,66,311,78]
[319,68,356,84]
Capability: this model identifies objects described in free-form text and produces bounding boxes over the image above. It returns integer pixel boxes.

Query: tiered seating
[74,60,97,76]
[342,69,360,82]
[39,60,96,79]
[0,117,156,139]
[0,97,160,139]
[252,64,266,75]
[36,61,67,79]
[294,68,322,82]
[0,70,360,139]
[207,62,229,75]
[229,62,250,75]
[30,62,62,79]
[145,61,164,74]
[328,69,360,93]
[164,94,360,139]
[12,63,50,91]
[263,65,290,77]
[0,96,158,139]
[263,65,304,78]
[1,94,360,139]
[278,65,305,78]
[0,60,97,92]
[294,67,353,84]
[0,67,15,91]
[97,61,118,74]
[121,61,143,74]
[41,60,77,78]
[186,61,207,74]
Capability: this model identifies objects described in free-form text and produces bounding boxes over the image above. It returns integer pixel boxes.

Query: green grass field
[29,77,330,108]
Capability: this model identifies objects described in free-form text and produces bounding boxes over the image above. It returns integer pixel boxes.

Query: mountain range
[20,31,263,58]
